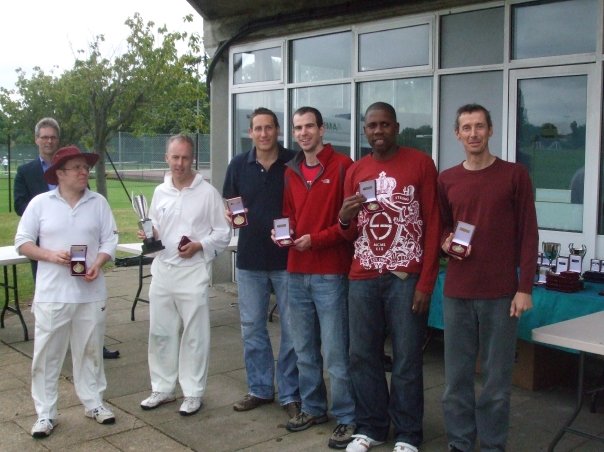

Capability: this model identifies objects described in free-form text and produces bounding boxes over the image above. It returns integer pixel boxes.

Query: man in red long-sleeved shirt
[438,104,538,452]
[338,102,441,452]
[282,106,356,450]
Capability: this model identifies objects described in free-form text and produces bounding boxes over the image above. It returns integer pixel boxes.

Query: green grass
[0,174,160,302]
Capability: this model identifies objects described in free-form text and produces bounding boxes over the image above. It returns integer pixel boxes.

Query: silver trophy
[542,242,561,272]
[568,243,587,257]
[132,194,164,254]
[568,243,587,273]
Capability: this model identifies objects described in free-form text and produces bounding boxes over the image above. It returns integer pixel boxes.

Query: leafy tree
[0,13,207,199]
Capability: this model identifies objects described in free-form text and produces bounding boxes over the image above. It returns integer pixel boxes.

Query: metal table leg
[131,254,151,321]
[0,265,29,341]
[548,352,604,451]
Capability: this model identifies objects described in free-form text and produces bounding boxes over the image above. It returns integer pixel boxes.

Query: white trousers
[148,259,210,397]
[31,301,107,419]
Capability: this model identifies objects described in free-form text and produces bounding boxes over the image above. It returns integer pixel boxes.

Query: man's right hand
[46,249,71,266]
[441,232,471,260]
[339,193,366,224]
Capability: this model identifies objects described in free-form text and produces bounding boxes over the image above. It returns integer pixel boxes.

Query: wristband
[338,217,350,229]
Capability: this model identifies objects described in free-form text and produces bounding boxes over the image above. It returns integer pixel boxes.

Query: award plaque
[556,256,569,274]
[447,221,475,258]
[132,193,165,255]
[359,180,383,213]
[568,243,586,273]
[70,245,87,276]
[590,259,601,272]
[227,197,248,229]
[274,218,294,247]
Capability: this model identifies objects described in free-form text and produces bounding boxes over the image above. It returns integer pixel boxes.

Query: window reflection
[512,0,597,60]
[358,78,432,158]
[290,85,351,155]
[290,33,352,83]
[233,47,281,84]
[233,91,285,154]
[516,76,587,232]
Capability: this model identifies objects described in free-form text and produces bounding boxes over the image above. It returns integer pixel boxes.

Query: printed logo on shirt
[354,171,423,272]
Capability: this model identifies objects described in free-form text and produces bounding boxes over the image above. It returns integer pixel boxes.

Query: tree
[0,13,208,199]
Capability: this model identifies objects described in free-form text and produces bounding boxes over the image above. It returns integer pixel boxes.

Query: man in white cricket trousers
[15,146,119,439]
[139,134,231,416]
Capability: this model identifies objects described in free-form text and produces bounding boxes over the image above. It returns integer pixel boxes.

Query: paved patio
[1,265,604,451]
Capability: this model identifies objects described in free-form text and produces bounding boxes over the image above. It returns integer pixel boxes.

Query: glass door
[508,65,599,257]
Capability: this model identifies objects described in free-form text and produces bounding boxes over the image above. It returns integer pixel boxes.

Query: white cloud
[0,0,203,90]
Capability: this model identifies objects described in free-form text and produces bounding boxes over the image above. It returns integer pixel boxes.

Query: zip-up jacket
[283,144,353,274]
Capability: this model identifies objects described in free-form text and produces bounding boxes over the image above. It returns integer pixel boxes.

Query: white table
[0,246,30,341]
[532,311,604,451]
[116,237,239,320]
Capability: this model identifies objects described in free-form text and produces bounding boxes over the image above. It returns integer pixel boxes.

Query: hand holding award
[132,193,165,254]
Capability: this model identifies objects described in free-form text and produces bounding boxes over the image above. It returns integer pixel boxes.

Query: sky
[0,0,203,91]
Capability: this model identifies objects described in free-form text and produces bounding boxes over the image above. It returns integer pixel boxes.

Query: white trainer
[85,404,116,424]
[346,434,385,452]
[140,391,176,410]
[393,442,418,452]
[179,396,202,416]
[31,418,56,438]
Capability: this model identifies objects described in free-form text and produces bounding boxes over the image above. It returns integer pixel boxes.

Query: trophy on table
[542,242,561,273]
[132,194,165,255]
[568,243,587,273]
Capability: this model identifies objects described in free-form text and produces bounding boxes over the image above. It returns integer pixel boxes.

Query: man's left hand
[510,292,532,317]
[293,234,311,251]
[178,241,202,258]
[84,264,101,282]
[412,290,430,314]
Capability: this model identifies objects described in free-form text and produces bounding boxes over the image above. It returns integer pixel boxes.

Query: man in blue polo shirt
[223,107,300,418]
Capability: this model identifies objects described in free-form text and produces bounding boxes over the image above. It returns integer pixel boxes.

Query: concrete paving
[1,265,604,451]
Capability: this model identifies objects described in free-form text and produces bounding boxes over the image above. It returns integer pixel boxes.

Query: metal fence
[0,132,210,213]
[0,132,210,169]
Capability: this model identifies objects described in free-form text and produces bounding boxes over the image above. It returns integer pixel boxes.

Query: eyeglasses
[38,136,58,141]
[61,165,91,173]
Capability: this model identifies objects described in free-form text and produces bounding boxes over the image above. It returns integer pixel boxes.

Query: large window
[440,7,503,68]
[359,25,429,72]
[512,0,597,60]
[358,78,432,158]
[233,47,281,84]
[439,72,503,171]
[289,33,352,83]
[290,85,351,154]
[516,75,587,232]
[228,0,604,250]
[233,91,285,155]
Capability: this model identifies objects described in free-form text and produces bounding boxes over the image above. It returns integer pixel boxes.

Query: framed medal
[227,197,248,228]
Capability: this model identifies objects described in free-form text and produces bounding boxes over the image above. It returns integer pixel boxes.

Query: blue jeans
[349,274,426,446]
[288,273,355,424]
[442,296,518,452]
[237,269,299,404]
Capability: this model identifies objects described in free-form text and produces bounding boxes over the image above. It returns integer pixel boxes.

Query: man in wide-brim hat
[15,145,119,439]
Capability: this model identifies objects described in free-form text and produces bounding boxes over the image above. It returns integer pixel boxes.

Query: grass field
[0,174,159,302]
